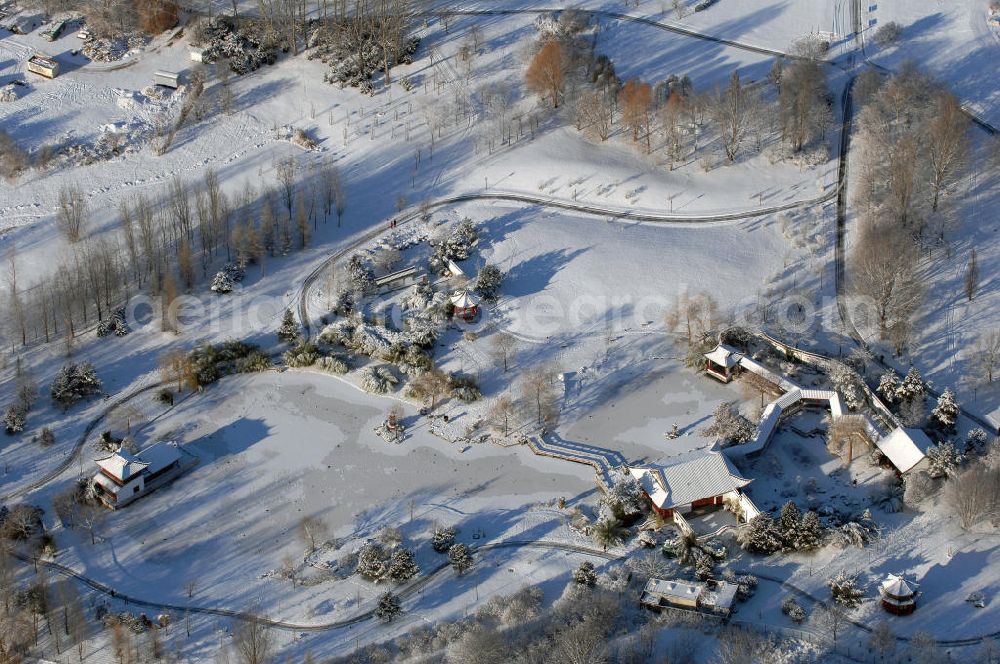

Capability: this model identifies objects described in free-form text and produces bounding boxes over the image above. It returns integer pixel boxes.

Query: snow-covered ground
[1,1,999,661]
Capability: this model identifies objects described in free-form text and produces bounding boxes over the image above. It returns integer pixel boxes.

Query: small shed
[880,573,919,615]
[703,344,743,382]
[154,71,180,89]
[189,46,206,63]
[875,427,933,474]
[450,289,481,321]
[446,259,466,279]
[374,265,423,294]
[27,54,59,79]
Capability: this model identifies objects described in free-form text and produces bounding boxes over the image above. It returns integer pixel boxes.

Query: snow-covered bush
[965,428,990,454]
[874,21,902,45]
[211,262,245,293]
[703,401,755,446]
[429,218,478,273]
[375,592,402,622]
[359,366,399,394]
[235,351,272,374]
[781,596,807,623]
[927,441,963,479]
[735,574,758,600]
[448,373,481,403]
[601,471,647,522]
[903,470,935,506]
[402,280,435,310]
[387,548,420,583]
[830,362,865,411]
[832,511,879,548]
[196,17,278,75]
[316,354,350,374]
[403,310,445,349]
[381,343,432,377]
[38,427,55,447]
[3,403,27,434]
[96,307,131,337]
[284,341,320,368]
[448,543,474,575]
[572,561,597,586]
[347,254,375,293]
[828,571,864,607]
[311,19,418,90]
[432,525,457,553]
[896,366,925,402]
[50,362,102,408]
[277,308,301,344]
[477,586,543,627]
[474,264,503,301]
[355,541,390,581]
[877,369,900,404]
[693,550,714,580]
[738,514,782,554]
[930,388,959,433]
[0,84,18,103]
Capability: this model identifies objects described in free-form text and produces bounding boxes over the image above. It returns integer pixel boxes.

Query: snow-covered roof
[704,344,741,369]
[644,578,705,602]
[450,290,480,308]
[93,472,120,493]
[701,582,739,612]
[875,428,933,474]
[629,452,751,510]
[139,441,181,475]
[95,448,148,482]
[374,265,422,287]
[446,259,466,278]
[880,574,919,599]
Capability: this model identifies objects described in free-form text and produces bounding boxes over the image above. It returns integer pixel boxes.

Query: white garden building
[93,441,185,509]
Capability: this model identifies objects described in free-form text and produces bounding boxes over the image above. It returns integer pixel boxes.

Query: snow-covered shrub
[284,341,320,368]
[234,351,272,374]
[477,586,543,627]
[429,218,478,273]
[474,264,503,301]
[721,326,754,351]
[347,254,375,293]
[966,428,990,454]
[50,362,102,408]
[0,84,18,103]
[311,18,418,89]
[781,596,807,623]
[402,280,435,310]
[188,341,263,385]
[448,373,481,403]
[874,21,902,45]
[927,441,963,479]
[830,362,865,411]
[3,403,27,434]
[738,514,782,554]
[930,388,959,433]
[703,401,755,446]
[316,354,350,374]
[903,470,935,506]
[101,611,150,634]
[403,310,444,349]
[290,128,318,151]
[828,571,864,607]
[432,525,456,553]
[693,550,714,580]
[277,308,301,344]
[387,548,419,583]
[572,561,597,586]
[196,17,278,74]
[381,343,432,377]
[601,471,647,522]
[448,543,474,575]
[211,262,245,293]
[38,427,55,447]
[735,574,758,600]
[833,511,879,548]
[355,541,390,581]
[96,307,131,337]
[82,33,150,62]
[375,592,402,622]
[359,366,399,394]
[877,369,900,404]
[897,366,925,402]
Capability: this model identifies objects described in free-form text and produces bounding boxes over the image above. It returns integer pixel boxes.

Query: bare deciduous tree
[488,394,517,437]
[57,184,87,243]
[490,332,518,372]
[849,224,924,341]
[711,71,757,162]
[926,91,970,212]
[232,608,273,664]
[520,364,560,430]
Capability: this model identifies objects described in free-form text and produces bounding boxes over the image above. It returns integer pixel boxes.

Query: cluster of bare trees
[3,162,347,350]
[0,541,91,663]
[850,68,971,354]
[946,454,1000,529]
[525,27,831,168]
[486,334,560,436]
